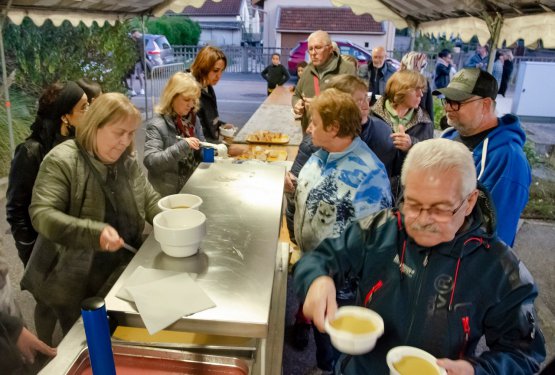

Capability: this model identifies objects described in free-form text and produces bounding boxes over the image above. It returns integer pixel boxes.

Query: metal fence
[146,62,185,119]
[173,45,293,74]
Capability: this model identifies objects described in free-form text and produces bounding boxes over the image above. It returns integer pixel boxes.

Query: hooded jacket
[442,114,531,246]
[294,189,545,374]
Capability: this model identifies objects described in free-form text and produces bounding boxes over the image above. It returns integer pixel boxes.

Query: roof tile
[278,7,384,33]
[181,0,243,16]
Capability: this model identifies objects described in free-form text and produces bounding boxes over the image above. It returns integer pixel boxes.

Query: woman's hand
[17,327,57,364]
[436,358,475,375]
[284,171,297,193]
[99,225,124,252]
[185,137,200,150]
[391,125,412,152]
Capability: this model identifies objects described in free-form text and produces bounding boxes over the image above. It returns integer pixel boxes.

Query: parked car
[144,34,175,72]
[287,40,399,75]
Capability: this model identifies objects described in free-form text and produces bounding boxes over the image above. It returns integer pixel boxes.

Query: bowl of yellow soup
[158,194,203,211]
[386,346,447,375]
[324,306,384,355]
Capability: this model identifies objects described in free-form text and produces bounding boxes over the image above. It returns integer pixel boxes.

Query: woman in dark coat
[6,81,88,266]
[498,50,514,97]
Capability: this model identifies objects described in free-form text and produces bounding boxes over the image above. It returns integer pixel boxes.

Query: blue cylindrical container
[202,147,215,163]
[81,297,116,375]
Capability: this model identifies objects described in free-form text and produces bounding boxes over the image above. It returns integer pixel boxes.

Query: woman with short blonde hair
[143,72,205,197]
[372,69,434,199]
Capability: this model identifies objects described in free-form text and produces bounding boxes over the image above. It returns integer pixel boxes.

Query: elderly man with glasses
[434,68,531,247]
[294,138,545,375]
[292,30,356,133]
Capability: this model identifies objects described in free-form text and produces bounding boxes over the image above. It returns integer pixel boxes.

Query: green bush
[0,90,36,176]
[4,17,136,97]
[145,16,201,45]
[433,97,446,130]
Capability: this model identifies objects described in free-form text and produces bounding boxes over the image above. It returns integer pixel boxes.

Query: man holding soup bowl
[294,139,545,374]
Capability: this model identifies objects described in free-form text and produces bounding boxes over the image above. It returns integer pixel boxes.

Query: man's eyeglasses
[401,193,472,222]
[308,45,328,53]
[441,97,483,111]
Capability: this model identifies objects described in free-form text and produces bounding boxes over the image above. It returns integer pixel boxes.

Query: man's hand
[303,276,337,332]
[391,125,412,152]
[293,98,305,116]
[436,358,474,375]
[16,327,56,364]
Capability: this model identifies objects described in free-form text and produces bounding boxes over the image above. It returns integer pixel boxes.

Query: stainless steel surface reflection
[105,163,286,338]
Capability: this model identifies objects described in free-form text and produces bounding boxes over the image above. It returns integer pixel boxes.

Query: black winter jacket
[294,190,546,374]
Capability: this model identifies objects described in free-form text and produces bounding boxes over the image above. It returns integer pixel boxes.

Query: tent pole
[141,16,148,119]
[482,12,503,74]
[0,0,15,158]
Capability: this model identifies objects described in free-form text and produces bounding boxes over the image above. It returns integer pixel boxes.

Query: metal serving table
[40,162,287,374]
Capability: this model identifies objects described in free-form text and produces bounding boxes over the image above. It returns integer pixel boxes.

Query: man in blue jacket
[435,68,531,247]
[295,139,545,375]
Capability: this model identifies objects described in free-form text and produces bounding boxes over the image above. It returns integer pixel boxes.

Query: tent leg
[0,8,16,158]
[482,12,504,74]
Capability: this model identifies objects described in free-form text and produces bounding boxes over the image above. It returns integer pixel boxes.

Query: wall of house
[262,0,396,52]
[198,28,242,46]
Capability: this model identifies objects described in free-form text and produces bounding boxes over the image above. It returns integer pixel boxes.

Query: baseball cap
[433,68,498,101]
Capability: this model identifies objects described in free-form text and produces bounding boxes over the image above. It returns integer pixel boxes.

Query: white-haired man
[295,139,545,375]
[292,30,356,132]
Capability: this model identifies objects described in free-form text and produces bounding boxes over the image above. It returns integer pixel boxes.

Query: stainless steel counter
[105,162,286,338]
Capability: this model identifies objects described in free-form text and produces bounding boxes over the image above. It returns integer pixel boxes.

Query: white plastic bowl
[386,346,447,375]
[153,209,207,257]
[324,306,384,355]
[219,126,236,137]
[158,194,203,211]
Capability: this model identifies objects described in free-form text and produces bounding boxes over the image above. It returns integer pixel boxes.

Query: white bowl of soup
[153,209,206,257]
[158,194,203,211]
[324,306,384,355]
[386,346,447,375]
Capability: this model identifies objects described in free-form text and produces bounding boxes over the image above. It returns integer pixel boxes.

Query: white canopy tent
[0,0,221,156]
[332,0,555,81]
[331,0,555,49]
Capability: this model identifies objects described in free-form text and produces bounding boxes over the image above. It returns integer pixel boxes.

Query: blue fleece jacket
[442,114,531,246]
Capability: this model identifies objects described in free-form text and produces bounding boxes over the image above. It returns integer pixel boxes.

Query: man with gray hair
[295,138,545,374]
[292,30,356,132]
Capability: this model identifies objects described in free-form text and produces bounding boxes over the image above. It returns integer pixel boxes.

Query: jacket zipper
[405,248,430,342]
[459,316,470,358]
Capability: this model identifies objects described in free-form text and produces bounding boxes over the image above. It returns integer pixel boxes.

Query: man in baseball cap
[435,68,530,246]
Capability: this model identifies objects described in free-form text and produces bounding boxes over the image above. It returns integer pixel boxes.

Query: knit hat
[432,68,497,101]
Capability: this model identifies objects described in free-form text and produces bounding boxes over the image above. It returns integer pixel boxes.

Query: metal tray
[66,344,250,374]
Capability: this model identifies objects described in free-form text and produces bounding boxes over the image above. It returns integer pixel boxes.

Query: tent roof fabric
[2,0,222,26]
[331,0,555,47]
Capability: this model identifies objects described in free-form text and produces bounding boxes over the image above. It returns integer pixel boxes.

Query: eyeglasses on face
[308,44,328,53]
[441,97,483,111]
[401,193,472,222]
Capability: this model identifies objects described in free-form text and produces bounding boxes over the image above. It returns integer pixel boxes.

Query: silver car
[144,34,175,71]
